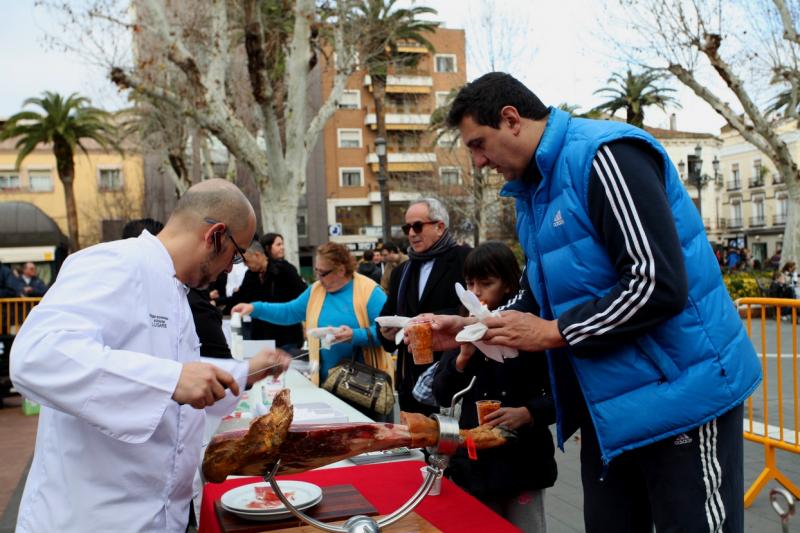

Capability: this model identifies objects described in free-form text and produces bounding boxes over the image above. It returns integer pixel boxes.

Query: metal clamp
[770,487,795,533]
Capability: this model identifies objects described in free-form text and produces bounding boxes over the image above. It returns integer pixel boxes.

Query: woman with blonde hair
[232,242,389,389]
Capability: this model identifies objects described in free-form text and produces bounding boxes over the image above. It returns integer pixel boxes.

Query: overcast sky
[0,0,728,134]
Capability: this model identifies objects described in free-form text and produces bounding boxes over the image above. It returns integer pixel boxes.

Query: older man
[18,262,48,297]
[378,198,470,416]
[10,179,290,532]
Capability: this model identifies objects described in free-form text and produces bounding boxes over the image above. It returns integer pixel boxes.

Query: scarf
[406,230,457,262]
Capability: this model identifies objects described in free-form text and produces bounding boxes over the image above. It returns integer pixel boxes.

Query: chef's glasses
[204,218,247,264]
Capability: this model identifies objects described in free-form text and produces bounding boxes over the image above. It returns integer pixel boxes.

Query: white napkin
[453,283,518,363]
[375,315,411,345]
[306,327,337,349]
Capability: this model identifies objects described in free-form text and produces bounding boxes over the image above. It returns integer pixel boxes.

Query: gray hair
[411,197,449,227]
[247,240,265,255]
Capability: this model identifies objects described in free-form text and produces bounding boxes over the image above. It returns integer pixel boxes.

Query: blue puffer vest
[501,108,761,464]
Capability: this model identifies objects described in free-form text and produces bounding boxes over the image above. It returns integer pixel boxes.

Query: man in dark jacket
[357,250,382,284]
[378,198,470,416]
[227,240,306,350]
[18,263,48,297]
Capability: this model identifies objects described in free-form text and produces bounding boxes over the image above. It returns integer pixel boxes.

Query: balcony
[749,216,766,227]
[774,214,787,226]
[728,218,743,229]
[366,151,436,172]
[773,174,785,185]
[396,40,429,54]
[365,113,431,131]
[702,217,711,229]
[748,176,764,188]
[726,180,741,191]
[364,74,433,94]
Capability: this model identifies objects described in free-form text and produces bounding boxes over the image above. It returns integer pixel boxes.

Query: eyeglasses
[314,267,335,278]
[204,218,247,264]
[401,220,438,235]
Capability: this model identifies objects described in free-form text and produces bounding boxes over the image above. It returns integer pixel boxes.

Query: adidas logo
[552,210,564,227]
[673,433,692,446]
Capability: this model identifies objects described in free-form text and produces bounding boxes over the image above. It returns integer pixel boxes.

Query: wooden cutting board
[214,484,378,533]
[267,512,441,533]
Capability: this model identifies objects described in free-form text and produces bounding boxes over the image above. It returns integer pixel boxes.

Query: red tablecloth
[199,460,521,533]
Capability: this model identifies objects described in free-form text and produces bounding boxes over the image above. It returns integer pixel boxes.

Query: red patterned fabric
[199,460,521,533]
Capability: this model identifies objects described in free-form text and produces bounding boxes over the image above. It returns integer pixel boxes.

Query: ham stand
[262,376,477,533]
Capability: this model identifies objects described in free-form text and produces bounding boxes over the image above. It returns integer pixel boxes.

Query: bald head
[169,178,255,233]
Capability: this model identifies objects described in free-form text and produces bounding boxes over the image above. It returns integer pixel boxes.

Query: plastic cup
[407,320,434,364]
[476,400,501,425]
[421,466,442,496]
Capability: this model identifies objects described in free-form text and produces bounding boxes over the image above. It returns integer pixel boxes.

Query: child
[431,241,557,533]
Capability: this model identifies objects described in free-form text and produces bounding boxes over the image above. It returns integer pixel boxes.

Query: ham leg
[202,390,511,483]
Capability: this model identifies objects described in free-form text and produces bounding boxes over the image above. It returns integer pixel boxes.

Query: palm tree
[355,0,438,235]
[592,69,680,128]
[0,92,120,252]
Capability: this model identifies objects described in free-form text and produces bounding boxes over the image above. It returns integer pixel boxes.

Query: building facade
[0,136,145,247]
[314,27,472,252]
[716,121,796,265]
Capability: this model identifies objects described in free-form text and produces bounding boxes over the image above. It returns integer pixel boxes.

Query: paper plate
[221,480,323,514]
[455,322,488,343]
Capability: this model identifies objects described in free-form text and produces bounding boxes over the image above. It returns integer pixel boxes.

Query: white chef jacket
[10,231,248,532]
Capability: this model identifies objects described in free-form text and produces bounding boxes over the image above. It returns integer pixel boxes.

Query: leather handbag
[322,332,395,416]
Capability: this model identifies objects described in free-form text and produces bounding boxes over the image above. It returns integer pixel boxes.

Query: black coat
[378,244,471,415]
[432,347,557,500]
[227,260,306,348]
[188,288,231,358]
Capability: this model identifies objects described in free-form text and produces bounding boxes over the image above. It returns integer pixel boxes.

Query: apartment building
[315,27,472,251]
[716,121,796,264]
[648,119,725,243]
[0,135,145,247]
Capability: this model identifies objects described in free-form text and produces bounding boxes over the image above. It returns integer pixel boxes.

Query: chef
[10,179,290,532]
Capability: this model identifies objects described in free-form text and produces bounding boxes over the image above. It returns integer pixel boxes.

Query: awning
[0,201,69,248]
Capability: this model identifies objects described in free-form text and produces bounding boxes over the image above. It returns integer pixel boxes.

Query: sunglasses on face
[204,218,247,264]
[401,220,438,235]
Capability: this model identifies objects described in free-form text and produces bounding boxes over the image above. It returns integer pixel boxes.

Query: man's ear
[500,105,522,134]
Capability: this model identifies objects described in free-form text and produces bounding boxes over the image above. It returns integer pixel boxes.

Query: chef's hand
[173,362,240,409]
[483,406,532,431]
[404,314,475,351]
[230,303,254,316]
[482,311,566,351]
[247,349,292,385]
[209,289,220,301]
[379,326,399,341]
[333,325,353,343]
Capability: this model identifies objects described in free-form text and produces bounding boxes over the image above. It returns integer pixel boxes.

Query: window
[338,90,360,109]
[437,129,459,148]
[730,201,742,227]
[28,170,53,192]
[337,129,362,148]
[0,172,21,190]
[297,213,308,238]
[440,167,462,186]
[434,54,456,73]
[98,168,123,191]
[335,205,371,235]
[339,167,363,187]
[435,91,450,109]
[751,195,765,225]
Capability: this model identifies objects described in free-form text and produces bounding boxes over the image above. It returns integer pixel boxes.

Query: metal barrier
[737,297,800,507]
[0,297,42,336]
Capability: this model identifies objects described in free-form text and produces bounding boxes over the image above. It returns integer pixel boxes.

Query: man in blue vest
[431,72,761,532]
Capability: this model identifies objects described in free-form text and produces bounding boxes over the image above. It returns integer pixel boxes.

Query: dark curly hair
[446,72,548,129]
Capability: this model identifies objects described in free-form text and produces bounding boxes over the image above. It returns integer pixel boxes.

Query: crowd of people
[0,261,48,298]
[6,72,773,533]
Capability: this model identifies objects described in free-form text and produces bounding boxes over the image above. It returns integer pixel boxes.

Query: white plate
[221,493,323,521]
[375,316,410,329]
[221,480,323,514]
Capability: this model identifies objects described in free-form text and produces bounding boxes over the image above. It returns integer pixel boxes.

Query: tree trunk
[781,167,800,265]
[53,139,80,252]
[259,188,301,268]
[472,163,485,245]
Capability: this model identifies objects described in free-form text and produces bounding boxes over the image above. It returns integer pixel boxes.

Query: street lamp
[375,136,390,243]
[686,144,711,218]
